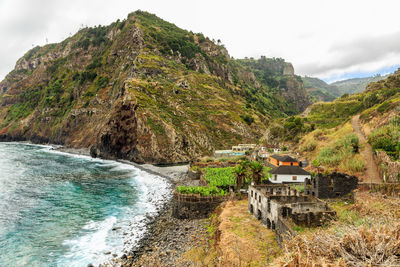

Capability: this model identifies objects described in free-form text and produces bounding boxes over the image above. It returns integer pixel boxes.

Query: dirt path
[351,115,381,183]
[217,200,280,266]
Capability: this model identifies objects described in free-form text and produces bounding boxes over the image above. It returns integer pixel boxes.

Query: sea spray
[0,142,172,266]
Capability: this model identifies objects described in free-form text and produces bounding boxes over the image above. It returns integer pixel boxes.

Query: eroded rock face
[283,63,295,76]
[89,98,200,164]
[90,99,141,162]
[280,77,312,112]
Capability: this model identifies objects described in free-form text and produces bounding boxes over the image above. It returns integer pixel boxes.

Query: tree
[249,161,264,185]
[234,160,249,192]
[234,165,246,192]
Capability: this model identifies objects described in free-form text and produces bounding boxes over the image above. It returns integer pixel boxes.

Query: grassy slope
[270,69,400,174]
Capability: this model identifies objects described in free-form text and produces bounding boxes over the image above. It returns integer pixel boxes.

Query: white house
[269,166,311,183]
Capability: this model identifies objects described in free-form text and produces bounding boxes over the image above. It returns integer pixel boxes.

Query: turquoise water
[0,142,171,266]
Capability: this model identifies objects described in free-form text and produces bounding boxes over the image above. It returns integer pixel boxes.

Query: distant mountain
[302,76,341,102]
[331,74,389,95]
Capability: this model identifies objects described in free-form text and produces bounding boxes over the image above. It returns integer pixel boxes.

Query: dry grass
[121,193,400,266]
[182,200,280,266]
[297,123,365,175]
[275,192,400,266]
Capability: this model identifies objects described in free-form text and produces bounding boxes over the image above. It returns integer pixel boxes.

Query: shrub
[240,114,254,125]
[300,139,317,152]
[340,158,365,173]
[317,147,342,166]
[377,101,392,113]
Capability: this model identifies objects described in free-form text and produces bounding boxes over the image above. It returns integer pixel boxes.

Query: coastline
[55,146,189,184]
[1,141,201,266]
[53,146,201,266]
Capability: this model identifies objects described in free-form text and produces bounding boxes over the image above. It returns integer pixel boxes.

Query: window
[292,176,297,181]
[255,192,257,199]
[259,196,261,203]
[251,190,253,197]
[290,162,293,166]
[274,175,277,181]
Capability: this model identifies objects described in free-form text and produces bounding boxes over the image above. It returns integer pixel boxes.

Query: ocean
[0,142,171,266]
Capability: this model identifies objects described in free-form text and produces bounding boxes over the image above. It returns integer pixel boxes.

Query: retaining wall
[375,151,400,183]
[172,192,226,219]
[358,182,400,198]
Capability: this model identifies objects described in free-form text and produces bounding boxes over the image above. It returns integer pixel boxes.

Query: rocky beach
[54,146,203,266]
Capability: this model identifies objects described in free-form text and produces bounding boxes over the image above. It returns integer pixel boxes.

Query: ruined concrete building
[304,172,358,199]
[248,184,336,243]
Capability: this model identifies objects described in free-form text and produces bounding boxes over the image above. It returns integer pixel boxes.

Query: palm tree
[234,165,247,192]
[249,161,264,185]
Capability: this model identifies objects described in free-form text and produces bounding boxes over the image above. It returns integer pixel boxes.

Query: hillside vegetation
[332,74,388,95]
[269,68,400,174]
[0,11,311,164]
[302,76,341,102]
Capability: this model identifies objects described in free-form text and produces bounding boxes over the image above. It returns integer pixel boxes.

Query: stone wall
[248,185,335,246]
[358,183,400,198]
[305,173,358,199]
[275,217,296,246]
[172,192,226,219]
[375,151,400,183]
[291,209,335,227]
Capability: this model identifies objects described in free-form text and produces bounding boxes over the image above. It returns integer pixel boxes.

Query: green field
[203,167,236,187]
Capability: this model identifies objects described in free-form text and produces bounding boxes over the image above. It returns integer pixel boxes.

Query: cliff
[0,11,311,164]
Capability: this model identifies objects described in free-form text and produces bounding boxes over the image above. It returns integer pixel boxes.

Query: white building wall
[270,174,310,183]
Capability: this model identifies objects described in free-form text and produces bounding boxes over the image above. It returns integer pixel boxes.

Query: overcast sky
[1,0,400,83]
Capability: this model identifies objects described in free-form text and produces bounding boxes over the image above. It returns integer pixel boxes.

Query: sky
[1,0,400,83]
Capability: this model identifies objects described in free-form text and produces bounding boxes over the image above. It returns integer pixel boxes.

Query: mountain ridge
[0,10,311,164]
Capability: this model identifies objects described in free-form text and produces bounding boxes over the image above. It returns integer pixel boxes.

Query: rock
[104,251,111,255]
[87,264,94,267]
[112,227,122,231]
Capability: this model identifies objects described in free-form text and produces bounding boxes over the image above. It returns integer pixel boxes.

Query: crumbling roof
[270,154,298,162]
[270,166,310,175]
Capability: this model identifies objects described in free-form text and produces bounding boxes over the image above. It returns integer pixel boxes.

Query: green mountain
[302,76,341,102]
[0,11,311,164]
[270,68,400,140]
[331,74,389,95]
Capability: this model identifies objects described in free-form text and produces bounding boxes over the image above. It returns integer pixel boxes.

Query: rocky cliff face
[236,57,312,113]
[0,11,311,164]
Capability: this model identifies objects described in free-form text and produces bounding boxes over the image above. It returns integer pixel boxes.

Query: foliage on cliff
[0,11,311,163]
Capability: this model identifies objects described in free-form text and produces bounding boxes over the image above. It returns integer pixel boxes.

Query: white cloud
[1,0,400,81]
